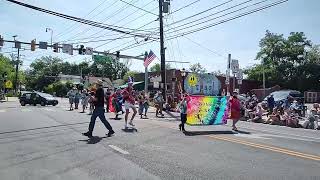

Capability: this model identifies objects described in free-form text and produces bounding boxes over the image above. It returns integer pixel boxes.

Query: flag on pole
[143,50,157,67]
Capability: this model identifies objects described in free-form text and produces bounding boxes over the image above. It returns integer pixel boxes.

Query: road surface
[0,98,319,180]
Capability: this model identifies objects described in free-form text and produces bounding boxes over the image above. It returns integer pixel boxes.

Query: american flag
[143,50,157,67]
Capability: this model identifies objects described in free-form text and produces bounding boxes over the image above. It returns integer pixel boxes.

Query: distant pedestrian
[81,89,89,113]
[74,89,81,109]
[67,87,76,111]
[179,93,188,132]
[154,91,164,117]
[82,79,114,138]
[122,82,137,129]
[105,88,111,113]
[229,91,241,131]
[88,91,95,115]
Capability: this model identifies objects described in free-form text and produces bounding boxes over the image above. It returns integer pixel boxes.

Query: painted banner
[184,73,221,96]
[187,96,229,126]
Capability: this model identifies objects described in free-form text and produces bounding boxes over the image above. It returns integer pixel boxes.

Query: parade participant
[105,88,111,113]
[67,87,76,111]
[80,89,89,113]
[229,91,241,131]
[111,88,123,119]
[143,92,149,118]
[154,91,164,117]
[179,93,188,132]
[74,89,81,110]
[82,79,114,138]
[138,91,146,119]
[122,79,137,128]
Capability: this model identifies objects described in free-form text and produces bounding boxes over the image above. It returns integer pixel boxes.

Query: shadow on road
[183,130,236,136]
[78,136,105,144]
[0,122,89,135]
[122,128,138,133]
[235,130,251,134]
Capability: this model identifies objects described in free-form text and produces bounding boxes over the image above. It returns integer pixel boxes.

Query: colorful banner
[184,73,221,96]
[187,96,229,126]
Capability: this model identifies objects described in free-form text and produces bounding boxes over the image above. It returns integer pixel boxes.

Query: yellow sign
[5,80,13,89]
[188,74,198,87]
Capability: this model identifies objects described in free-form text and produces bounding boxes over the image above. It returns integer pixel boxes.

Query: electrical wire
[119,0,157,16]
[64,0,140,42]
[54,0,110,39]
[5,0,152,39]
[167,0,288,40]
[165,0,267,34]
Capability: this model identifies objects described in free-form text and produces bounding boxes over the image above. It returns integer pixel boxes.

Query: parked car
[20,92,58,106]
[263,90,304,107]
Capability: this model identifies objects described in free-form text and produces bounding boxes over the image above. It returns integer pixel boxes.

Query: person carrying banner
[122,81,137,129]
[229,91,241,131]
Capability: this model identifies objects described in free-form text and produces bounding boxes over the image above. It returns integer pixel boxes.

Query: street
[0,99,319,180]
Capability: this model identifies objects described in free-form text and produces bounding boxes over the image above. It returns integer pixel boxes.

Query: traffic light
[31,39,36,51]
[53,43,59,52]
[116,51,120,58]
[78,45,85,55]
[0,35,3,46]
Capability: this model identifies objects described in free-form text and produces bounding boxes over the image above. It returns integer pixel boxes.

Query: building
[58,74,81,84]
[133,69,260,97]
[304,91,320,103]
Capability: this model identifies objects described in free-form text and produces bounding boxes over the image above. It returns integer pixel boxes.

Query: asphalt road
[0,98,319,180]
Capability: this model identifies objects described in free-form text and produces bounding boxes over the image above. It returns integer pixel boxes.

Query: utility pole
[12,35,20,95]
[159,0,166,100]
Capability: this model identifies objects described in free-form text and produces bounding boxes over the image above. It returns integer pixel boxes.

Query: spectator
[248,105,263,123]
[267,95,275,114]
[264,108,282,125]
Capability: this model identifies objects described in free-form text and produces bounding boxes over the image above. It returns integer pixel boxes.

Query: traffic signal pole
[14,48,19,94]
[159,0,166,100]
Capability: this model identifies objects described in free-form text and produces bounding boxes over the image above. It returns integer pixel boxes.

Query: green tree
[245,30,320,91]
[189,63,207,74]
[149,63,171,72]
[123,71,140,82]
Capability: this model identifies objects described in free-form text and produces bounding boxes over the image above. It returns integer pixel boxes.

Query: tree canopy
[245,30,320,91]
[149,63,171,72]
[189,63,207,74]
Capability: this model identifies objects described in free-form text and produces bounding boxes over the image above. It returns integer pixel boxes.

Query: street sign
[14,41,21,49]
[5,80,13,89]
[86,47,93,55]
[231,59,239,74]
[39,41,48,49]
[237,69,243,80]
[62,44,73,55]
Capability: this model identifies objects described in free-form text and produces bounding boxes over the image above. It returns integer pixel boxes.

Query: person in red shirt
[122,82,137,129]
[229,91,241,131]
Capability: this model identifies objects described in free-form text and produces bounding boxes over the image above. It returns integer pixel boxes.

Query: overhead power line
[5,0,156,39]
[63,0,140,42]
[167,0,288,40]
[54,0,110,39]
[119,0,157,16]
[165,0,267,34]
[170,0,200,14]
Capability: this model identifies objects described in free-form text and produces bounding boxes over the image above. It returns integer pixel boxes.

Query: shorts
[124,102,135,110]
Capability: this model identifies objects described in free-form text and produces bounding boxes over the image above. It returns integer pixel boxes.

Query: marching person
[179,92,188,132]
[105,88,111,113]
[80,89,89,113]
[82,80,114,138]
[67,87,76,111]
[122,81,137,129]
[229,91,241,131]
[111,88,124,119]
[74,89,81,110]
[154,91,164,117]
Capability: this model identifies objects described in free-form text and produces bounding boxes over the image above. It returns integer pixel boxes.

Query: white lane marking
[0,109,5,113]
[21,109,32,112]
[109,145,129,155]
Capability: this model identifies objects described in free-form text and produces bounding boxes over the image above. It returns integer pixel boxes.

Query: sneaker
[129,122,135,126]
[124,124,128,129]
[107,130,115,137]
[82,132,92,138]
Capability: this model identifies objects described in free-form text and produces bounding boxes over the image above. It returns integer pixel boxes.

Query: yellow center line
[145,120,320,161]
[207,135,320,161]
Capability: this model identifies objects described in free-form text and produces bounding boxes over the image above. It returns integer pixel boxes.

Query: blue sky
[0,0,319,73]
